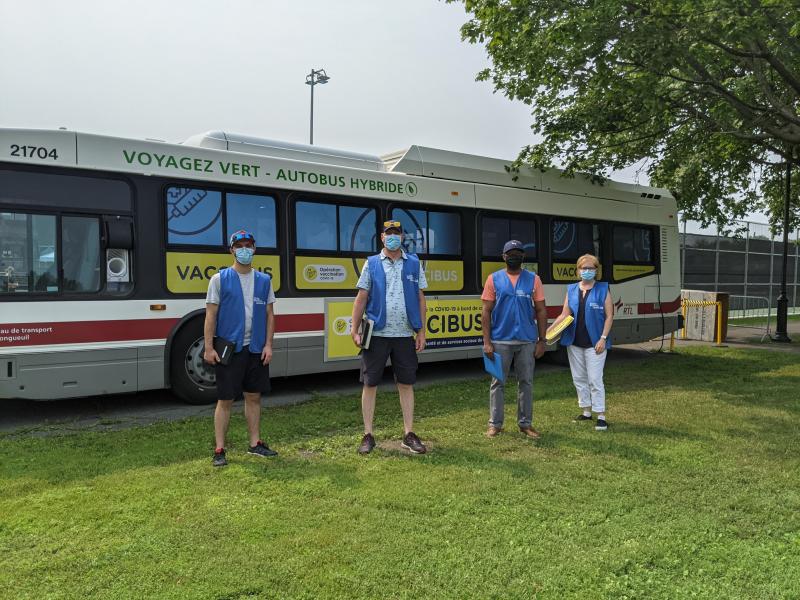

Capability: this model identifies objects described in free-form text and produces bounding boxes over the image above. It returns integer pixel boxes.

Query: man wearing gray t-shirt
[204,230,277,467]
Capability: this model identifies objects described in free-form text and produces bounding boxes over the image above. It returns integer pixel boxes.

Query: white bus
[0,128,681,404]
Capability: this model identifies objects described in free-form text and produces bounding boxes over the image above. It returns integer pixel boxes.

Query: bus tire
[170,318,218,405]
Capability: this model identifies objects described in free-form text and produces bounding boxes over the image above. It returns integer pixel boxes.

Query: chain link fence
[680,217,800,315]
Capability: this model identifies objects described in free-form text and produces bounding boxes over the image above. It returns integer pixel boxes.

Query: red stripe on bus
[637,296,681,314]
[0,319,180,347]
[0,313,327,347]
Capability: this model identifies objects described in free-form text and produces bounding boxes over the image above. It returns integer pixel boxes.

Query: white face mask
[234,247,255,265]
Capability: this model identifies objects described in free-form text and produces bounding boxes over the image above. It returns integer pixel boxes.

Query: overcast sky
[0,0,771,228]
[0,0,541,160]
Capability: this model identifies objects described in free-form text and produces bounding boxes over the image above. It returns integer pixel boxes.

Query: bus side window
[62,216,102,292]
[552,220,601,261]
[0,212,58,294]
[165,187,223,246]
[391,207,461,256]
[227,193,277,249]
[295,200,377,253]
[613,225,654,264]
[481,215,537,258]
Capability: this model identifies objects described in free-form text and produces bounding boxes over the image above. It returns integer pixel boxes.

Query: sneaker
[212,448,227,467]
[519,426,541,439]
[595,419,608,431]
[486,426,503,438]
[574,414,593,422]
[248,440,278,457]
[401,431,427,454]
[358,433,376,455]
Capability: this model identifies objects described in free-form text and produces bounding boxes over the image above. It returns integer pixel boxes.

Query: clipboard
[483,352,505,383]
[358,316,375,350]
[213,337,236,366]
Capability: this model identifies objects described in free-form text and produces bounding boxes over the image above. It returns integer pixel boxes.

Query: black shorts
[360,336,418,386]
[215,350,270,401]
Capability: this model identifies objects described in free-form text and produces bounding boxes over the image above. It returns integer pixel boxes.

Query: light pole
[773,149,795,342]
[305,68,330,145]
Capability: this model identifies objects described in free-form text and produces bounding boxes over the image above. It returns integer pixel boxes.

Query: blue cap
[229,229,255,247]
[502,240,524,253]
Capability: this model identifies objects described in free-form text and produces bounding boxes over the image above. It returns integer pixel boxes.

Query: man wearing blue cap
[481,240,548,438]
[204,229,277,467]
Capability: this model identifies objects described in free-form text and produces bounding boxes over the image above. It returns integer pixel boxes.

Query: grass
[729,313,800,327]
[1,347,799,599]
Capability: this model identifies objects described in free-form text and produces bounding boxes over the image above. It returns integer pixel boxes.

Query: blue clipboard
[483,352,505,383]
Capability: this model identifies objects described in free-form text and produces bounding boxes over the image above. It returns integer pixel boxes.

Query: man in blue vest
[204,229,277,467]
[351,220,429,455]
[481,240,548,438]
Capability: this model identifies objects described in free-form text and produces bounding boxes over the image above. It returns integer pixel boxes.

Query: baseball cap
[383,220,402,233]
[502,240,525,253]
[229,229,256,247]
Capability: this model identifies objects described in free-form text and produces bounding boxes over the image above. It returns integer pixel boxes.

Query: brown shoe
[358,433,376,455]
[486,426,502,437]
[519,426,541,439]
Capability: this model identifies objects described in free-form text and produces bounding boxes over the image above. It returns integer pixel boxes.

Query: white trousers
[567,345,607,414]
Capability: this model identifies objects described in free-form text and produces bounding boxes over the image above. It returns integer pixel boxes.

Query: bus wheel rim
[185,337,216,388]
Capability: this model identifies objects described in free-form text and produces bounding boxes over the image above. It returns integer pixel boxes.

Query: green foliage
[2,347,800,599]
[453,0,800,229]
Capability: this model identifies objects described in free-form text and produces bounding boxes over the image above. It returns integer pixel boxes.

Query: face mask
[385,234,402,251]
[580,269,596,281]
[234,247,255,265]
[505,256,524,269]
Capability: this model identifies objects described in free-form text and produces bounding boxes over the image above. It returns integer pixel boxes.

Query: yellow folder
[545,315,574,343]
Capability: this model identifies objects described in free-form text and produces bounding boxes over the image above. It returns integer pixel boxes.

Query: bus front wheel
[170,319,217,405]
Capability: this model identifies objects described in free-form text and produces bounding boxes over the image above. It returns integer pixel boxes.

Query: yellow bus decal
[480,261,539,286]
[423,260,463,291]
[166,252,281,293]
[613,264,655,281]
[325,297,483,361]
[552,262,603,282]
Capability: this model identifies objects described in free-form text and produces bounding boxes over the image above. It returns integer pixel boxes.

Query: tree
[452,0,800,230]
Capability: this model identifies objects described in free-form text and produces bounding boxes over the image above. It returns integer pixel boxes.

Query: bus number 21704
[10,144,59,160]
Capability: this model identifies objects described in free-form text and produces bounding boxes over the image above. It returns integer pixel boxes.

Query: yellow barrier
[681,299,725,346]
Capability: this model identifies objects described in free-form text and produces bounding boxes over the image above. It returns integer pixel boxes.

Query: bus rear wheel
[170,319,218,405]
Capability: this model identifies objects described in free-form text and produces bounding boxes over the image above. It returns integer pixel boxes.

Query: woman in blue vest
[351,220,429,455]
[204,230,277,466]
[550,254,614,430]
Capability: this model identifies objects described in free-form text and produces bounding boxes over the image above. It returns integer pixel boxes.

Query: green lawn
[2,347,799,599]
[729,313,800,327]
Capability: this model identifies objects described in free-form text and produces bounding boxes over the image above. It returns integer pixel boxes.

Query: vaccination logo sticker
[295,257,365,289]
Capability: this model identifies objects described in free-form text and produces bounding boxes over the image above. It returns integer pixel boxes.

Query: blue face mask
[385,234,402,251]
[234,247,255,265]
[580,269,596,281]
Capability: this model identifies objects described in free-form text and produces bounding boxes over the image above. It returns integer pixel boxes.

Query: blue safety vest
[216,267,271,353]
[560,282,611,349]
[365,253,423,332]
[489,269,539,343]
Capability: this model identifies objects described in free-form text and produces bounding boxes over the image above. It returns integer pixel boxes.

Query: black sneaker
[574,414,593,422]
[358,433,376,455]
[595,419,608,431]
[401,431,427,454]
[248,440,278,457]
[212,448,227,467]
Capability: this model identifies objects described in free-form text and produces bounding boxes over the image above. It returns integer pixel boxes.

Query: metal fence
[680,218,800,315]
